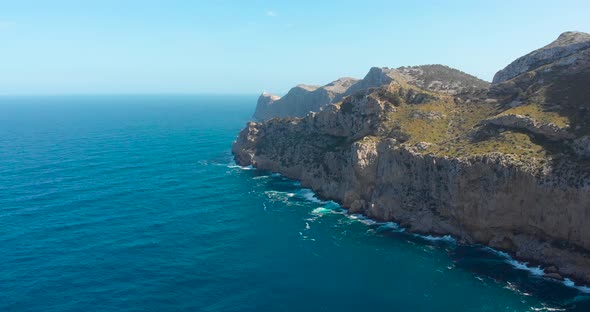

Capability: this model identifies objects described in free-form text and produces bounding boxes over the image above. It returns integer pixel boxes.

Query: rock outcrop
[481,114,573,141]
[234,32,590,284]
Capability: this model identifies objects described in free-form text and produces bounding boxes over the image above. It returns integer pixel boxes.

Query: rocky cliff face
[234,32,590,284]
[253,65,488,120]
[252,78,358,120]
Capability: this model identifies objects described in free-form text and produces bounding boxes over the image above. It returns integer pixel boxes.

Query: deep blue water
[1,95,589,312]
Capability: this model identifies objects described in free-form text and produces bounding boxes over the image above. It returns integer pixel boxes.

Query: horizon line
[0,92,262,97]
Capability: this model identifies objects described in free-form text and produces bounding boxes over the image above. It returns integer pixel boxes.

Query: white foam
[482,246,511,259]
[503,281,534,298]
[299,189,324,203]
[264,190,295,203]
[563,278,590,294]
[348,214,377,226]
[377,222,405,232]
[530,306,566,311]
[482,246,544,276]
[506,259,545,276]
[311,207,332,216]
[227,164,255,170]
[418,234,457,244]
[264,190,293,196]
[378,222,399,229]
[563,278,575,287]
[482,246,590,294]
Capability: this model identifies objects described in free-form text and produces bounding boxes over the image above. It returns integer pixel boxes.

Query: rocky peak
[489,32,590,143]
[293,84,320,92]
[343,67,397,96]
[549,31,590,48]
[259,92,281,102]
[492,31,590,84]
[323,77,359,94]
[364,67,396,85]
[397,64,490,94]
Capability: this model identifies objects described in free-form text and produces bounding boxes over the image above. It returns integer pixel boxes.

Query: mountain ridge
[253,64,489,120]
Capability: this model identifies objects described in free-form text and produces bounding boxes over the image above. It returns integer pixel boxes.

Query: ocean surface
[1,95,589,312]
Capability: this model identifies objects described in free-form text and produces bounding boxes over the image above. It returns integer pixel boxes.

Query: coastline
[231,31,590,301]
[232,162,590,294]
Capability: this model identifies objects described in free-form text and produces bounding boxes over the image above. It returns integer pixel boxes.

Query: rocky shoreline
[233,32,590,284]
[238,162,590,292]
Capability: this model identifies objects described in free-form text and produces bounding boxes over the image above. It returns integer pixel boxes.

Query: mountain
[253,78,357,120]
[253,65,488,120]
[233,31,590,284]
[492,31,590,84]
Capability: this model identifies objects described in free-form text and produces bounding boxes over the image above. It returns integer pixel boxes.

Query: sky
[0,0,589,95]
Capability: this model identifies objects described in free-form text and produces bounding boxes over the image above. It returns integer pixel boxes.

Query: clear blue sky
[1,0,589,95]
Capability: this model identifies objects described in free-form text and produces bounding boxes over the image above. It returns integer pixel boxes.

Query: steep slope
[234,32,590,284]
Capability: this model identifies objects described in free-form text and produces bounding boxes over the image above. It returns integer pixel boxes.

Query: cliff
[253,65,488,120]
[252,78,358,120]
[233,32,590,284]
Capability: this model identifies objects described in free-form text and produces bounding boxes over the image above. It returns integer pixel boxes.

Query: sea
[0,95,589,312]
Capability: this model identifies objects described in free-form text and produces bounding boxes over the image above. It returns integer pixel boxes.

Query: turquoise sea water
[0,95,589,312]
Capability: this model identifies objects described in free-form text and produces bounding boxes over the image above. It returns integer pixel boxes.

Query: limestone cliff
[252,78,358,120]
[234,32,590,284]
